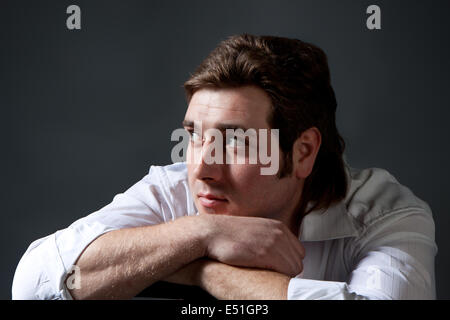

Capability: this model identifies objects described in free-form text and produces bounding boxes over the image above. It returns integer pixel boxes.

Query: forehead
[184,86,272,129]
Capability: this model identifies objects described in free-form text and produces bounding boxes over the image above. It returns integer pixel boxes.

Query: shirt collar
[298,167,359,242]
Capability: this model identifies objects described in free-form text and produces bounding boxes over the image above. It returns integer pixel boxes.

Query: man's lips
[197,193,228,208]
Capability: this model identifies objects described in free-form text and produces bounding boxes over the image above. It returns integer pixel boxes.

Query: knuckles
[207,216,306,274]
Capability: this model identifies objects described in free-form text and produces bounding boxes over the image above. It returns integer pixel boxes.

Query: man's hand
[200,214,305,277]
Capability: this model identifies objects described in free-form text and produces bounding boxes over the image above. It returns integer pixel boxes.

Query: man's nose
[194,139,224,182]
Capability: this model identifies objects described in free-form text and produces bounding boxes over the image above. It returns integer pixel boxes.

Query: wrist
[177,214,216,260]
[194,258,217,289]
[192,214,216,258]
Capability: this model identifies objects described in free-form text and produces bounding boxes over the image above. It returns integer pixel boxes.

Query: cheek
[229,164,297,209]
[228,165,277,198]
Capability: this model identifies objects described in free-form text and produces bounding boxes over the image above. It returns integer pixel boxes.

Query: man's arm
[165,259,291,299]
[67,215,208,300]
[68,214,304,300]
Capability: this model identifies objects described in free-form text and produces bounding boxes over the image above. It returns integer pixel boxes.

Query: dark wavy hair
[184,34,347,220]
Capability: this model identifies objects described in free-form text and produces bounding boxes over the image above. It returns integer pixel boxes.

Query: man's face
[184,86,303,224]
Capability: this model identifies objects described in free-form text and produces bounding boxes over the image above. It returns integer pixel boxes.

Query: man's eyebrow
[182,120,194,128]
[182,120,249,132]
[215,123,249,132]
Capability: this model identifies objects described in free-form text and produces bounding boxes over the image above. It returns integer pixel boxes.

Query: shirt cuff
[287,277,360,300]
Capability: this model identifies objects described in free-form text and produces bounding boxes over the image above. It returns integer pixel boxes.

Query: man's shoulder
[146,162,188,187]
[139,162,196,217]
[345,166,432,226]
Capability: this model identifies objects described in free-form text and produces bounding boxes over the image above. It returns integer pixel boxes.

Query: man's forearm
[68,215,209,300]
[195,260,291,299]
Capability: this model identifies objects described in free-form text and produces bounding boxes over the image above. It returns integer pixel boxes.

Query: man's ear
[292,127,321,179]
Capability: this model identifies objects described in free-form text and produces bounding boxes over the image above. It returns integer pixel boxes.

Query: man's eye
[225,136,244,148]
[189,131,202,143]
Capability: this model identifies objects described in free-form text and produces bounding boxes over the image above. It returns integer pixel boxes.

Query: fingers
[283,226,305,276]
[266,242,295,277]
[254,219,304,276]
[270,225,304,277]
[285,239,304,276]
[290,236,305,263]
[205,215,305,277]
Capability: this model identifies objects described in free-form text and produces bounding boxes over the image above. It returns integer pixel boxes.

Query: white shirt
[12,162,437,300]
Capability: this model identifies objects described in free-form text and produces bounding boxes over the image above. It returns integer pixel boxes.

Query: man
[12,34,437,300]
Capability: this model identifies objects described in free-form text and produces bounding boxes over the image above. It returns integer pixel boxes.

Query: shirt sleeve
[287,208,437,300]
[12,165,187,300]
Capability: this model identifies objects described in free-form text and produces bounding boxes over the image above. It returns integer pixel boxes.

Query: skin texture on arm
[199,261,290,299]
[165,259,291,299]
[68,215,209,300]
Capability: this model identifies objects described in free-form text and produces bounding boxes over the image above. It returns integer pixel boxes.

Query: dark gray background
[1,0,449,299]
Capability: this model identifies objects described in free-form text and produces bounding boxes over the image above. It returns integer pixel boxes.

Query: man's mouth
[197,192,228,208]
